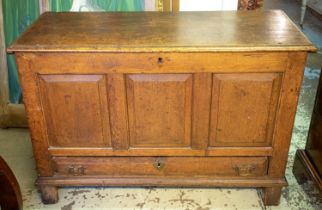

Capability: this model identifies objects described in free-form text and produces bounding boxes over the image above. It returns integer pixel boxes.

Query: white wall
[180,0,238,11]
[144,0,156,11]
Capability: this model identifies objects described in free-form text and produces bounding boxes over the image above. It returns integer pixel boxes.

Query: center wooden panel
[39,75,111,148]
[209,73,282,147]
[126,74,192,147]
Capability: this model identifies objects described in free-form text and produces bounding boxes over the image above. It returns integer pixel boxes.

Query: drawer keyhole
[153,159,164,170]
[157,57,163,64]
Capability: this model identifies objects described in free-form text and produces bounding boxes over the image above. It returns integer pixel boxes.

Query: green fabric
[49,0,73,12]
[95,0,144,11]
[49,0,144,12]
[2,0,39,103]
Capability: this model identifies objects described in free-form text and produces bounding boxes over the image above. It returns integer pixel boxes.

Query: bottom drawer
[53,157,268,177]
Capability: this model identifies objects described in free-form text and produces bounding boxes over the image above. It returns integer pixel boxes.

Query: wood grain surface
[8,11,316,53]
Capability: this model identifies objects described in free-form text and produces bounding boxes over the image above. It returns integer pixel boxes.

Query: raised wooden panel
[210,73,282,146]
[126,74,192,147]
[39,75,111,148]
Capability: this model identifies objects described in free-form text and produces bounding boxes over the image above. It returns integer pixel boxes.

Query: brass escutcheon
[153,159,164,170]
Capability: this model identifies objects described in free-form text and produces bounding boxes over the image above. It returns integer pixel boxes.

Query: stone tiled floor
[1,0,322,209]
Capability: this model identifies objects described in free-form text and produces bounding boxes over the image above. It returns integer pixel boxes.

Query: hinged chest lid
[8,10,316,53]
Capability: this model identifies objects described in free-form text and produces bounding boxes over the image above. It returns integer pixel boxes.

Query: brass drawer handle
[234,165,256,177]
[67,165,85,176]
[153,159,164,170]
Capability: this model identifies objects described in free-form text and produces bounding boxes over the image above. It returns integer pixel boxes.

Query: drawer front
[53,157,268,177]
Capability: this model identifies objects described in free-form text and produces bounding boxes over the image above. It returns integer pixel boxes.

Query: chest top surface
[8,10,316,53]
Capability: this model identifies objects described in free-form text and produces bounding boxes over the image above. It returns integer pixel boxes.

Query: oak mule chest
[8,11,316,205]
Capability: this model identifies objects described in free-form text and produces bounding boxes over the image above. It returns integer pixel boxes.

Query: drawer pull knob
[157,57,163,64]
[234,165,256,177]
[67,165,85,176]
[153,159,164,170]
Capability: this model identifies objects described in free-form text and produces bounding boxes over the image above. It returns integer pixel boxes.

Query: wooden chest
[8,11,316,205]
